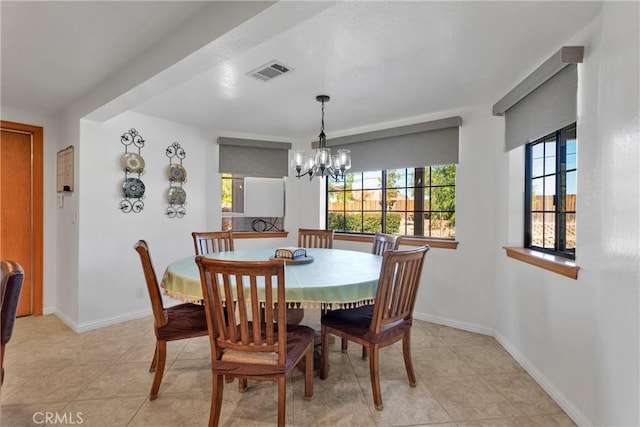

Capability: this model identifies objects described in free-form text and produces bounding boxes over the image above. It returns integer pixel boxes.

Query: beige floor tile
[410,328,448,349]
[159,358,212,394]
[456,413,577,427]
[482,372,564,416]
[118,337,187,364]
[317,348,359,384]
[424,324,496,347]
[348,346,411,382]
[361,379,452,426]
[427,375,524,421]
[128,393,211,427]
[413,347,477,378]
[176,335,210,360]
[0,402,69,427]
[75,362,154,400]
[452,345,524,375]
[293,378,374,427]
[1,364,108,405]
[213,380,295,426]
[60,396,147,427]
[0,315,576,427]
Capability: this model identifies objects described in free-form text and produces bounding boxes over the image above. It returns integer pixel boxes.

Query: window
[221,174,284,232]
[326,165,456,238]
[524,123,577,259]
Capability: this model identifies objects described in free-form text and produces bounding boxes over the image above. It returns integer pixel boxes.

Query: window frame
[325,165,456,239]
[524,123,577,260]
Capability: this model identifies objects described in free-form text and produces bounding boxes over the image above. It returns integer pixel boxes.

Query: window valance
[493,46,583,151]
[217,137,292,177]
[313,116,461,172]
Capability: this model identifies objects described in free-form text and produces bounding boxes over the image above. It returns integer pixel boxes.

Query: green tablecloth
[161,248,382,310]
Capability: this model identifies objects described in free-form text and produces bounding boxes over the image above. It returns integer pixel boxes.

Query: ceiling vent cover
[247,61,292,82]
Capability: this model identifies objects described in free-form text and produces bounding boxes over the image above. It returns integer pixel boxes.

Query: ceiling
[1,1,602,141]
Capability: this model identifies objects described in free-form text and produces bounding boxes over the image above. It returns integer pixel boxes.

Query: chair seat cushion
[321,304,374,328]
[212,324,315,376]
[156,303,208,340]
[321,305,411,344]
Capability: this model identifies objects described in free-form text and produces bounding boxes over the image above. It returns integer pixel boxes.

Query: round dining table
[161,248,383,310]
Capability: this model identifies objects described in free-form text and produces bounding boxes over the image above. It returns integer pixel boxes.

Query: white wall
[494,3,639,426]
[76,112,214,328]
[76,113,306,329]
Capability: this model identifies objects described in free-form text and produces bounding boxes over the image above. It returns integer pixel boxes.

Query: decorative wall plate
[168,187,187,205]
[121,153,145,173]
[122,177,145,199]
[168,164,187,182]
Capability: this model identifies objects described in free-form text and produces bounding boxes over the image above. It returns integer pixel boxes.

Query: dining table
[160,247,383,310]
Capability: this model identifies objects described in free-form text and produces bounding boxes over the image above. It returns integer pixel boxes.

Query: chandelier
[292,95,351,180]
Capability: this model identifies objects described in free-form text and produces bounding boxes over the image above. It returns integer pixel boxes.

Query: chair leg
[238,378,248,392]
[149,341,158,373]
[369,344,383,410]
[277,376,286,427]
[341,337,348,353]
[304,344,313,400]
[362,346,369,359]
[402,332,417,387]
[210,373,225,427]
[149,341,167,400]
[319,325,330,380]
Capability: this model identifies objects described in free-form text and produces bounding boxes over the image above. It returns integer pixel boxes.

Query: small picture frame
[56,145,74,193]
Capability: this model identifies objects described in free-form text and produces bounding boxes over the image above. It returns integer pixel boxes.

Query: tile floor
[0,312,575,426]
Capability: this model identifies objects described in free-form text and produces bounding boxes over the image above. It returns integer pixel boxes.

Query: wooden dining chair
[320,245,429,410]
[192,231,235,255]
[371,233,398,256]
[133,240,209,400]
[297,228,334,249]
[1,260,24,386]
[393,235,412,249]
[195,256,315,427]
[340,232,401,357]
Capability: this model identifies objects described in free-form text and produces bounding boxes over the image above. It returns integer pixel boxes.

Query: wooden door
[0,121,43,317]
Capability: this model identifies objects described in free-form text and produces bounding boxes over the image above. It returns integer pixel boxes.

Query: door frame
[1,120,43,315]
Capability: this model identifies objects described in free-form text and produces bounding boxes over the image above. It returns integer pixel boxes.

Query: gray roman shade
[218,137,292,177]
[493,46,583,151]
[315,116,461,173]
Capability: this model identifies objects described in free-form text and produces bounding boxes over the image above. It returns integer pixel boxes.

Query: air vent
[247,61,292,82]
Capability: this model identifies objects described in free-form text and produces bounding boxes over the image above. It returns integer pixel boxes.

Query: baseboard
[45,308,152,333]
[494,332,592,427]
[413,310,494,336]
[74,309,152,333]
[42,306,57,315]
[48,308,78,331]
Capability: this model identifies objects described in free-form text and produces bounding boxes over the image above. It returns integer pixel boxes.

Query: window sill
[503,247,579,279]
[231,231,289,239]
[335,233,458,250]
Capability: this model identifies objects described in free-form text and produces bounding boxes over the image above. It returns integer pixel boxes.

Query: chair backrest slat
[297,228,334,249]
[371,233,398,256]
[371,245,429,334]
[192,231,235,255]
[196,257,287,366]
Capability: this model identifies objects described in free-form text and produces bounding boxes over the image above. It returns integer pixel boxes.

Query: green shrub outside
[328,213,401,234]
